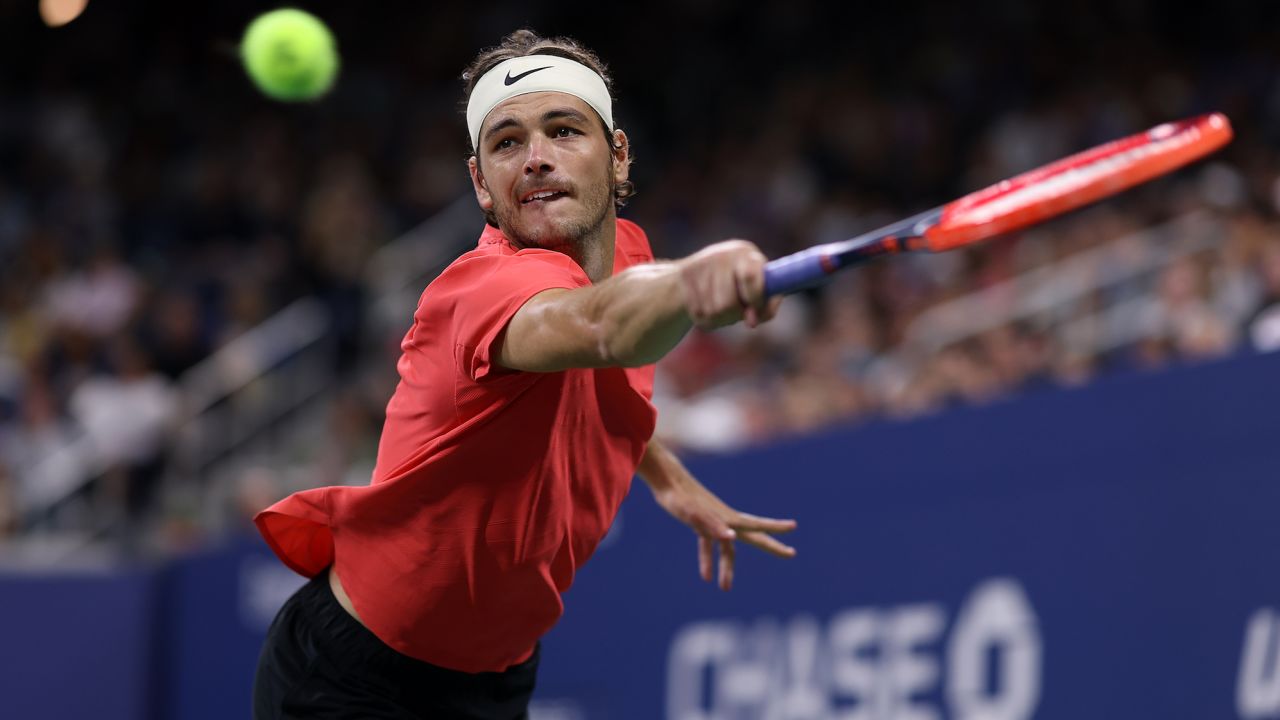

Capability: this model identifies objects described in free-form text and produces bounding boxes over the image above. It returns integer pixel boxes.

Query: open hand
[649,467,797,591]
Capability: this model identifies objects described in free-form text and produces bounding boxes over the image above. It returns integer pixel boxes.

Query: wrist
[638,439,681,491]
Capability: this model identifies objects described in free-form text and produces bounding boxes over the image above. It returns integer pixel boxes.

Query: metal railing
[165,298,334,488]
[363,195,482,332]
[8,297,334,560]
[11,195,486,549]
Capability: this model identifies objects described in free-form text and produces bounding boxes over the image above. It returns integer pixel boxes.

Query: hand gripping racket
[763,113,1233,296]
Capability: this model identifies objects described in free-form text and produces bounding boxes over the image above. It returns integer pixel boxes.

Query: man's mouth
[521,189,569,204]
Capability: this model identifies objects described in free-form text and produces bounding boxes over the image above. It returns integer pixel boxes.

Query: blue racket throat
[763,207,943,296]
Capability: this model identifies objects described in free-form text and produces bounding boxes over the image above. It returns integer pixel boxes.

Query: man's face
[469,92,627,249]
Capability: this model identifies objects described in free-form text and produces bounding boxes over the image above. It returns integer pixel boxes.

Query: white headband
[466,55,614,151]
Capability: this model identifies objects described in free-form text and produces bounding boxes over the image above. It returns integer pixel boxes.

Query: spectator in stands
[67,337,177,534]
[0,466,15,538]
[42,244,139,340]
[141,289,210,380]
[1142,257,1234,360]
[2,376,79,526]
[1245,240,1280,352]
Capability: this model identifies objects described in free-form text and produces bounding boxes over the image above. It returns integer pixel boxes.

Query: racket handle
[762,211,932,295]
[763,250,832,296]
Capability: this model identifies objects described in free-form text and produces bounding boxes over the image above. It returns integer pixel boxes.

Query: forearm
[503,261,693,372]
[499,239,774,373]
[584,237,776,366]
[585,262,693,367]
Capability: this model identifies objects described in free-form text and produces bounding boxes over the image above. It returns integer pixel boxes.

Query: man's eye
[494,138,515,151]
[555,127,580,138]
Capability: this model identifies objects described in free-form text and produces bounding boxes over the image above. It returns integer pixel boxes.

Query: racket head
[923,113,1233,252]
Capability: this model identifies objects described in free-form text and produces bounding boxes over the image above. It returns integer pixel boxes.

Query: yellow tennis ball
[240,9,339,102]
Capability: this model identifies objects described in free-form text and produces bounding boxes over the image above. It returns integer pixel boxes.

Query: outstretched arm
[637,437,797,591]
[498,240,782,372]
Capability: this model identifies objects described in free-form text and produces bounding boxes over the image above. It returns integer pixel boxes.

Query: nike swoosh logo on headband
[504,66,553,86]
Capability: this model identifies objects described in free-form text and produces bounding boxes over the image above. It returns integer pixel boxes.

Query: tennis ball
[240,8,339,102]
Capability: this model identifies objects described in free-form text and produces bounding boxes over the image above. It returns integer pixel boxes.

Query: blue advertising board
[0,568,159,720]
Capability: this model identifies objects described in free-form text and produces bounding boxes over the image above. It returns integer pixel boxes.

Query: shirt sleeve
[429,248,591,382]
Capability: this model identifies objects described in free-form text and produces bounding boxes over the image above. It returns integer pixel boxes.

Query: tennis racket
[763,113,1233,296]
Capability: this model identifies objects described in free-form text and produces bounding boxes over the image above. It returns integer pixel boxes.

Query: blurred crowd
[0,0,1278,549]
[651,201,1280,450]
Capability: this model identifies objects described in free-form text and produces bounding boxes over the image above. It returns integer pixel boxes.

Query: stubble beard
[495,172,615,258]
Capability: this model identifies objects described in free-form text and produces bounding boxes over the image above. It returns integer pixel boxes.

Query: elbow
[595,324,637,367]
[583,294,638,368]
[595,317,659,368]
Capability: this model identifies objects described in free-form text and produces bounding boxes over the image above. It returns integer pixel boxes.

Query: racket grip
[763,250,831,296]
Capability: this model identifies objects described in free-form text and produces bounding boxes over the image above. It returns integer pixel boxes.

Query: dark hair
[461,29,635,224]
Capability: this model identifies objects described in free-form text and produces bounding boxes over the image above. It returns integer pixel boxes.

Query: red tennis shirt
[255,218,658,673]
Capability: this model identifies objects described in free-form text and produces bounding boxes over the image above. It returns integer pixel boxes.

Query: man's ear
[611,129,631,185]
[468,156,493,212]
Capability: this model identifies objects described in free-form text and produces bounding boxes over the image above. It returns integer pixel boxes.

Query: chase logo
[666,578,1041,720]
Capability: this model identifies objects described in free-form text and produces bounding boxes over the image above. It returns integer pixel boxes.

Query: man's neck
[574,221,616,284]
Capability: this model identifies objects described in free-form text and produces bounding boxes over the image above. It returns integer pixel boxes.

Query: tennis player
[252,29,797,719]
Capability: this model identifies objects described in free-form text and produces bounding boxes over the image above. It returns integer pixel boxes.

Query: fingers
[698,522,797,589]
[731,513,798,535]
[760,295,784,323]
[679,240,773,330]
[733,252,768,328]
[687,270,741,329]
[737,248,762,303]
[679,244,741,329]
[700,266,738,328]
[699,536,712,582]
[739,529,797,558]
[718,538,735,591]
[687,503,796,590]
[696,511,737,543]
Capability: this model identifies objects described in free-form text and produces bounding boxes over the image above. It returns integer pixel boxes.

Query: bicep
[496,288,609,372]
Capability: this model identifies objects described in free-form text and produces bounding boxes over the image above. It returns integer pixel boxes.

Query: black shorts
[252,570,539,719]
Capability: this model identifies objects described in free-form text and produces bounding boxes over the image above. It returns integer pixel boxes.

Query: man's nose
[523,134,554,175]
